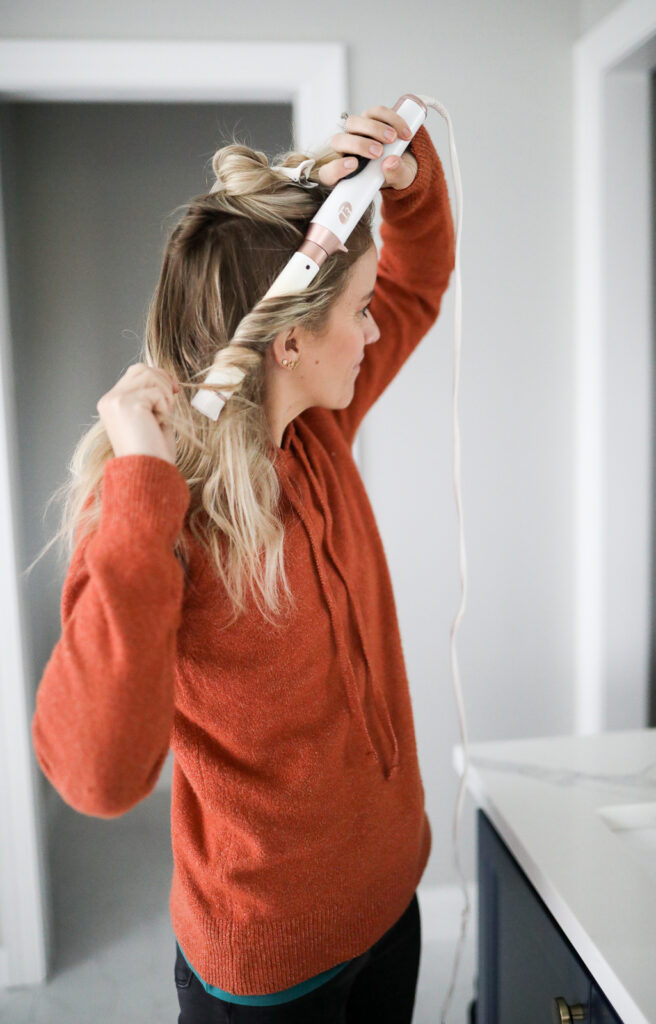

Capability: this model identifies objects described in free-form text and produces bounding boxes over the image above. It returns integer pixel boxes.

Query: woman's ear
[269,327,299,368]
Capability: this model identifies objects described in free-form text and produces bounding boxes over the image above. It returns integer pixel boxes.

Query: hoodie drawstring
[280,437,400,780]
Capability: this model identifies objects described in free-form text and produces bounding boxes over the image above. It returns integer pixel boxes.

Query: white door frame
[0,38,347,988]
[573,0,656,734]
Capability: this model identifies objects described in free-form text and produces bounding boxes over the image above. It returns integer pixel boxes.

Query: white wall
[579,0,627,33]
[1,0,617,890]
[602,66,653,729]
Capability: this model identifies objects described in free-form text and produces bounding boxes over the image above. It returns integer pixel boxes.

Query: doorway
[0,39,346,991]
[573,4,656,734]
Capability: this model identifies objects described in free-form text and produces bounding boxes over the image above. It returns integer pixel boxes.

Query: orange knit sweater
[31,124,456,996]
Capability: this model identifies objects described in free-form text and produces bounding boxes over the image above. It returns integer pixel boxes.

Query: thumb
[381,152,417,191]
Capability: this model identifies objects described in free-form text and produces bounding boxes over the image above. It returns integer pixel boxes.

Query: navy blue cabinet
[474,809,624,1024]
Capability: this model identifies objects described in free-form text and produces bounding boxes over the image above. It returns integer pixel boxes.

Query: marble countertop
[453,727,656,1024]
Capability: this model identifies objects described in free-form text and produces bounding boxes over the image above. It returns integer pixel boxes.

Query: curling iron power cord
[416,95,469,1024]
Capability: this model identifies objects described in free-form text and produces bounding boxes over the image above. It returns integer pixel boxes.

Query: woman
[30,103,456,1022]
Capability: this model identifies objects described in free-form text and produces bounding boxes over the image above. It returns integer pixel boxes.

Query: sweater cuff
[100,455,191,547]
[380,123,447,217]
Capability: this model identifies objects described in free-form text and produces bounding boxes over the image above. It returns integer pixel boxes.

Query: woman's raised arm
[330,124,456,445]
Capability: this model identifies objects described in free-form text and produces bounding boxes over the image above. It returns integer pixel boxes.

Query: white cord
[416,94,469,1024]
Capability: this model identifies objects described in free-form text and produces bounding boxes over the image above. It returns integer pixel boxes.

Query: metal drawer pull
[552,996,587,1022]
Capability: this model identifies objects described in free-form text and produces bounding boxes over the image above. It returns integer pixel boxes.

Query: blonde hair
[24,132,375,626]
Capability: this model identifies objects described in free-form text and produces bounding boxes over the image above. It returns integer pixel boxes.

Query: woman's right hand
[97,363,180,465]
[321,106,417,190]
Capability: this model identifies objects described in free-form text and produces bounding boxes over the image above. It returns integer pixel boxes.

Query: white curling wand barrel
[191,94,428,420]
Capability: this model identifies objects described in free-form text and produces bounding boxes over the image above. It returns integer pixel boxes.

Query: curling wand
[190,93,429,422]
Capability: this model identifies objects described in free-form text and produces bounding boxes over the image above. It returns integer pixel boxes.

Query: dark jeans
[174,891,421,1023]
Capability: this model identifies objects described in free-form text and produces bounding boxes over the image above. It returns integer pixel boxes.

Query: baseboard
[154,748,174,792]
[0,943,8,987]
[416,881,478,944]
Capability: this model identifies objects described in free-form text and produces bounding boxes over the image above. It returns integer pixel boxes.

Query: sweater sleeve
[329,124,456,446]
[31,454,191,819]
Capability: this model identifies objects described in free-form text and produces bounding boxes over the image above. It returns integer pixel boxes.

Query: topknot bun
[208,140,333,198]
[209,144,272,196]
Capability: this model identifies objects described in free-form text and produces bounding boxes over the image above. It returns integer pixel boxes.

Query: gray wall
[3,99,292,828]
[1,0,631,897]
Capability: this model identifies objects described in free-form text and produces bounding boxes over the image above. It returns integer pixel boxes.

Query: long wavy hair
[23,131,375,627]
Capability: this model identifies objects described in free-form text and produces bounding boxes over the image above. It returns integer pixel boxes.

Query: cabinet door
[589,980,625,1024]
[477,809,600,1024]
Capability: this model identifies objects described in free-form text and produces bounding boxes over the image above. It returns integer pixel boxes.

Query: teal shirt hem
[177,941,352,1006]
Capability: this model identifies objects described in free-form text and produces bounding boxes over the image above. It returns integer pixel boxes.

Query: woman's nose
[366,318,380,344]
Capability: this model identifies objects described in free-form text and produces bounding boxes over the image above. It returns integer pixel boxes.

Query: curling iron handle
[341,94,428,181]
[309,95,428,248]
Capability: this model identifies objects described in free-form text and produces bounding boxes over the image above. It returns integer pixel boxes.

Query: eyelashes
[360,304,371,318]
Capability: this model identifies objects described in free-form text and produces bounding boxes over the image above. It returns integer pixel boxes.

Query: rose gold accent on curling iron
[393,93,428,115]
[299,223,349,267]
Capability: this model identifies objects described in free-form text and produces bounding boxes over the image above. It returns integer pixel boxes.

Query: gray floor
[0,792,477,1023]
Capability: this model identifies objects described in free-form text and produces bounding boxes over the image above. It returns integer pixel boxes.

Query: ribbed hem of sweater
[177,942,352,1007]
[169,811,431,996]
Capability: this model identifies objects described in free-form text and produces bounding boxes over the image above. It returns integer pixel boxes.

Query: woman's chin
[322,381,357,410]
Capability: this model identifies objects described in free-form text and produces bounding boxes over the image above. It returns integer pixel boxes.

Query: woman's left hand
[319,105,418,191]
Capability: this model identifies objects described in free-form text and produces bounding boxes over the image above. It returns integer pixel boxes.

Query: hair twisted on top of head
[183,137,348,415]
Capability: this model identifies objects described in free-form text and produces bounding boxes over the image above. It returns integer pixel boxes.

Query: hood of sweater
[267,419,400,782]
